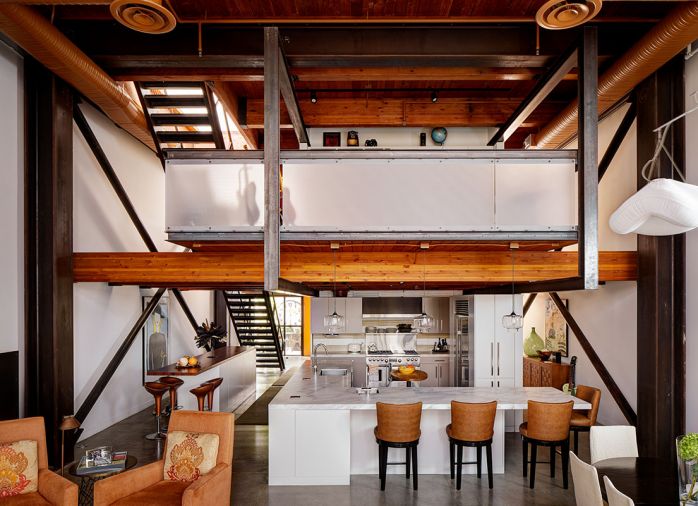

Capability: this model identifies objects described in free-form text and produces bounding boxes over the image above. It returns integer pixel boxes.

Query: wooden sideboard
[522,356,571,390]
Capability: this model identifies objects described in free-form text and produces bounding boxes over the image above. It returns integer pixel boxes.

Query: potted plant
[677,433,698,505]
[194,320,227,352]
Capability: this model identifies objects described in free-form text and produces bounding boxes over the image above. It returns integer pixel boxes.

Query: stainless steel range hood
[362,297,422,319]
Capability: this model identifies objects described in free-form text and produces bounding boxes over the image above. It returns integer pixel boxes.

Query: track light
[310,91,317,104]
[431,90,438,103]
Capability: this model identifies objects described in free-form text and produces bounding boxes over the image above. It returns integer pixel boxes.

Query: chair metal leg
[412,445,418,491]
[522,439,528,477]
[379,443,387,491]
[486,443,493,490]
[405,447,410,479]
[550,444,556,478]
[456,444,463,490]
[449,440,455,479]
[529,443,537,489]
[562,440,570,489]
[477,445,482,478]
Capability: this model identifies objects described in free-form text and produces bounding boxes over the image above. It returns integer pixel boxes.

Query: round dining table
[594,457,679,506]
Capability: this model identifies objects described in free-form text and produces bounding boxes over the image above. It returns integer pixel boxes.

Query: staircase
[136,81,226,159]
[224,291,285,370]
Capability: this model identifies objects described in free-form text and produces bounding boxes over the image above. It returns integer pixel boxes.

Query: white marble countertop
[270,361,591,411]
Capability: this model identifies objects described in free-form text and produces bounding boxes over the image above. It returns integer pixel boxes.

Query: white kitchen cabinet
[419,356,451,387]
[422,297,450,334]
[419,361,439,387]
[345,298,364,333]
[310,297,363,334]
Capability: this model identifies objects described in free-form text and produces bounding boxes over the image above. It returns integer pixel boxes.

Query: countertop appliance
[451,296,474,387]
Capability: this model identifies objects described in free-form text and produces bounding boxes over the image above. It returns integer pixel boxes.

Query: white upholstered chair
[570,451,603,506]
[604,475,635,506]
[589,426,638,465]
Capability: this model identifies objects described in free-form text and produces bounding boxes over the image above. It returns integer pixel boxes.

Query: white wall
[0,41,24,416]
[524,104,638,426]
[686,49,698,433]
[73,103,212,439]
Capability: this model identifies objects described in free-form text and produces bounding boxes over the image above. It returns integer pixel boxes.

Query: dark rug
[272,366,297,387]
[236,386,282,425]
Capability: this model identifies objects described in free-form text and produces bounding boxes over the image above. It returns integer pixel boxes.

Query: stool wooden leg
[486,443,493,490]
[477,445,482,478]
[550,444,556,478]
[405,447,410,479]
[411,445,418,491]
[449,440,455,479]
[522,439,528,477]
[197,395,205,411]
[529,443,537,489]
[562,440,570,489]
[456,444,463,491]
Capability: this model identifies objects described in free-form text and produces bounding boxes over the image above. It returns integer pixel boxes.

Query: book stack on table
[75,447,128,476]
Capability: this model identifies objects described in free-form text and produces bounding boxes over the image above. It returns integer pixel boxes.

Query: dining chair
[603,475,635,506]
[589,426,638,464]
[569,451,603,506]
[569,385,601,453]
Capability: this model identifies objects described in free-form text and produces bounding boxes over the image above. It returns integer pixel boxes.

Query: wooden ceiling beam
[73,251,637,285]
[292,67,577,82]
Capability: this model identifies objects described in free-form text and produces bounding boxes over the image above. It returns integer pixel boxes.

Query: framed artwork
[323,132,341,147]
[142,295,169,383]
[544,298,569,356]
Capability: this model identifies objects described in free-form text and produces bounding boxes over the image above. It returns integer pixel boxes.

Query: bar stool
[520,400,573,489]
[190,383,215,412]
[203,377,223,411]
[158,376,184,414]
[144,381,169,440]
[374,402,422,491]
[447,400,497,490]
[569,385,601,454]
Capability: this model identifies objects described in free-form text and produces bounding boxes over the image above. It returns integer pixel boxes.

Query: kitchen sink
[319,368,349,376]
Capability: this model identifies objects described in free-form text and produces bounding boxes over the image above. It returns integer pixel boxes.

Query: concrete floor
[76,359,585,505]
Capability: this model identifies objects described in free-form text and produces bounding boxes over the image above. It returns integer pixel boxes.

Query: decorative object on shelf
[502,243,523,330]
[535,0,602,30]
[364,139,378,147]
[677,433,698,505]
[59,415,80,476]
[537,349,552,362]
[324,244,345,334]
[347,130,359,146]
[610,95,698,236]
[176,355,200,369]
[524,327,545,357]
[414,247,434,332]
[545,297,569,356]
[194,320,227,352]
[142,294,169,383]
[419,132,427,146]
[430,127,447,145]
[322,132,340,147]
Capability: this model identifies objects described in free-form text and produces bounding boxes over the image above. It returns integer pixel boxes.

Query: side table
[68,455,138,506]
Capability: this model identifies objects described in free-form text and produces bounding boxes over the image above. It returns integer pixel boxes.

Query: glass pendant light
[502,244,523,330]
[414,248,434,332]
[324,247,344,334]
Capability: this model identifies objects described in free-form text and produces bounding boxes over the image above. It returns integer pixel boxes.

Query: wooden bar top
[147,346,255,377]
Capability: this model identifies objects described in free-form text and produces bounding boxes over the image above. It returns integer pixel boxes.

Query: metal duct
[0,4,154,149]
[535,2,698,148]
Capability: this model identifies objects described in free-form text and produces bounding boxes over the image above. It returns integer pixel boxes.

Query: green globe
[431,127,448,145]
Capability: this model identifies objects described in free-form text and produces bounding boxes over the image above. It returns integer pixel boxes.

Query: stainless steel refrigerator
[451,296,474,386]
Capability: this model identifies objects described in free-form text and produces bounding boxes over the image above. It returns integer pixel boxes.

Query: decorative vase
[677,434,698,505]
[524,327,545,357]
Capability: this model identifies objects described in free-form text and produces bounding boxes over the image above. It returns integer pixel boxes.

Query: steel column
[264,26,281,291]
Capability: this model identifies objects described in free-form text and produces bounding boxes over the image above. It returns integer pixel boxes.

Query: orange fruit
[188,356,199,366]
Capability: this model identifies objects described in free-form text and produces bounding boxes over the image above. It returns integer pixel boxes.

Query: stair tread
[156,131,215,143]
[151,114,211,126]
[144,96,206,107]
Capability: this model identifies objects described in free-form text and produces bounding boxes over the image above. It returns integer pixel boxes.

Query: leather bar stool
[374,402,422,491]
[190,383,215,412]
[520,400,573,489]
[447,400,497,490]
[158,376,184,414]
[144,381,169,440]
[202,377,224,411]
[569,385,601,454]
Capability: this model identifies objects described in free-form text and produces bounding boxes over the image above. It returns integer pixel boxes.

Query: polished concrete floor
[75,359,586,505]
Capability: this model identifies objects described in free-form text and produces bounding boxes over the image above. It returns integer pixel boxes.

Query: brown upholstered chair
[374,402,422,491]
[158,376,184,414]
[202,378,224,411]
[0,417,78,505]
[144,382,169,440]
[93,410,234,506]
[569,385,601,453]
[447,400,497,490]
[190,383,215,412]
[520,400,573,489]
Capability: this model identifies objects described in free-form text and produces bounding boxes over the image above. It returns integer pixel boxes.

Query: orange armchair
[0,417,78,505]
[94,411,234,506]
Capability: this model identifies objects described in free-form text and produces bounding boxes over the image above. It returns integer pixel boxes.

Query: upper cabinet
[421,297,450,334]
[310,297,363,334]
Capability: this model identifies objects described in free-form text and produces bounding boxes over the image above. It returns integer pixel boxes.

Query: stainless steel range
[365,336,421,387]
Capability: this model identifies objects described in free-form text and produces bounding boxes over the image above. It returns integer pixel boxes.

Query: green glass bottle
[524,327,545,357]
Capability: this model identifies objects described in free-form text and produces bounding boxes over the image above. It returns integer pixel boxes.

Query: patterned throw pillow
[0,440,38,497]
[163,431,219,482]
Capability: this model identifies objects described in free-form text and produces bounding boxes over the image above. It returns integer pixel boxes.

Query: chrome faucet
[312,343,328,372]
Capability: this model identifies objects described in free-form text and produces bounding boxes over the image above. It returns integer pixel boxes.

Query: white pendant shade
[502,311,523,330]
[610,178,698,236]
[413,312,434,332]
[324,311,344,334]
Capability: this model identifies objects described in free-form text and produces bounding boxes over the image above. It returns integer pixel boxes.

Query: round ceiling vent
[110,0,176,34]
[536,0,603,30]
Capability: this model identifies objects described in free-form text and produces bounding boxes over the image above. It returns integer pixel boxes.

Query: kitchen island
[147,346,256,412]
[269,360,590,486]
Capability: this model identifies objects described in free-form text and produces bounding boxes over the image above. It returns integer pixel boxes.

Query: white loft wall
[73,103,212,439]
[686,49,698,433]
[524,104,638,426]
[307,126,494,148]
[0,41,24,416]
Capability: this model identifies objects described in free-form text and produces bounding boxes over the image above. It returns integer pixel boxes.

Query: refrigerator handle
[497,342,500,376]
[490,342,494,377]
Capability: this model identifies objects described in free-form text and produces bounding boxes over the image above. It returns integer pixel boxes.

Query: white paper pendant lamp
[609,178,698,236]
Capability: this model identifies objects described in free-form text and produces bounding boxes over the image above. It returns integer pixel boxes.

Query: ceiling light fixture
[502,243,523,330]
[110,0,177,34]
[431,91,438,103]
[535,0,603,30]
[324,244,344,334]
[414,246,434,332]
[310,91,317,104]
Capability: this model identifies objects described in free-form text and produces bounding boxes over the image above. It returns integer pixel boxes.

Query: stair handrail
[264,292,286,371]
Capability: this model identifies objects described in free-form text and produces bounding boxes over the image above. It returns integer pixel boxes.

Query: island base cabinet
[269,409,351,485]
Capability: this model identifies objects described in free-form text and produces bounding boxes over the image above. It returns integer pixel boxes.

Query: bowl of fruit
[176,356,200,368]
[398,364,416,375]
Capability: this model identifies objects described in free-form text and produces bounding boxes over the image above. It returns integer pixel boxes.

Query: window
[274,296,303,355]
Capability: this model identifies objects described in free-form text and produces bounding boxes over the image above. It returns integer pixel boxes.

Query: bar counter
[147,346,256,412]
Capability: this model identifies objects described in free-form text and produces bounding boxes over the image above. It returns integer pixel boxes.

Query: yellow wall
[303,297,311,356]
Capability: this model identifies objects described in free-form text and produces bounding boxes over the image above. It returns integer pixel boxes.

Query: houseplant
[677,433,698,505]
[194,320,227,352]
